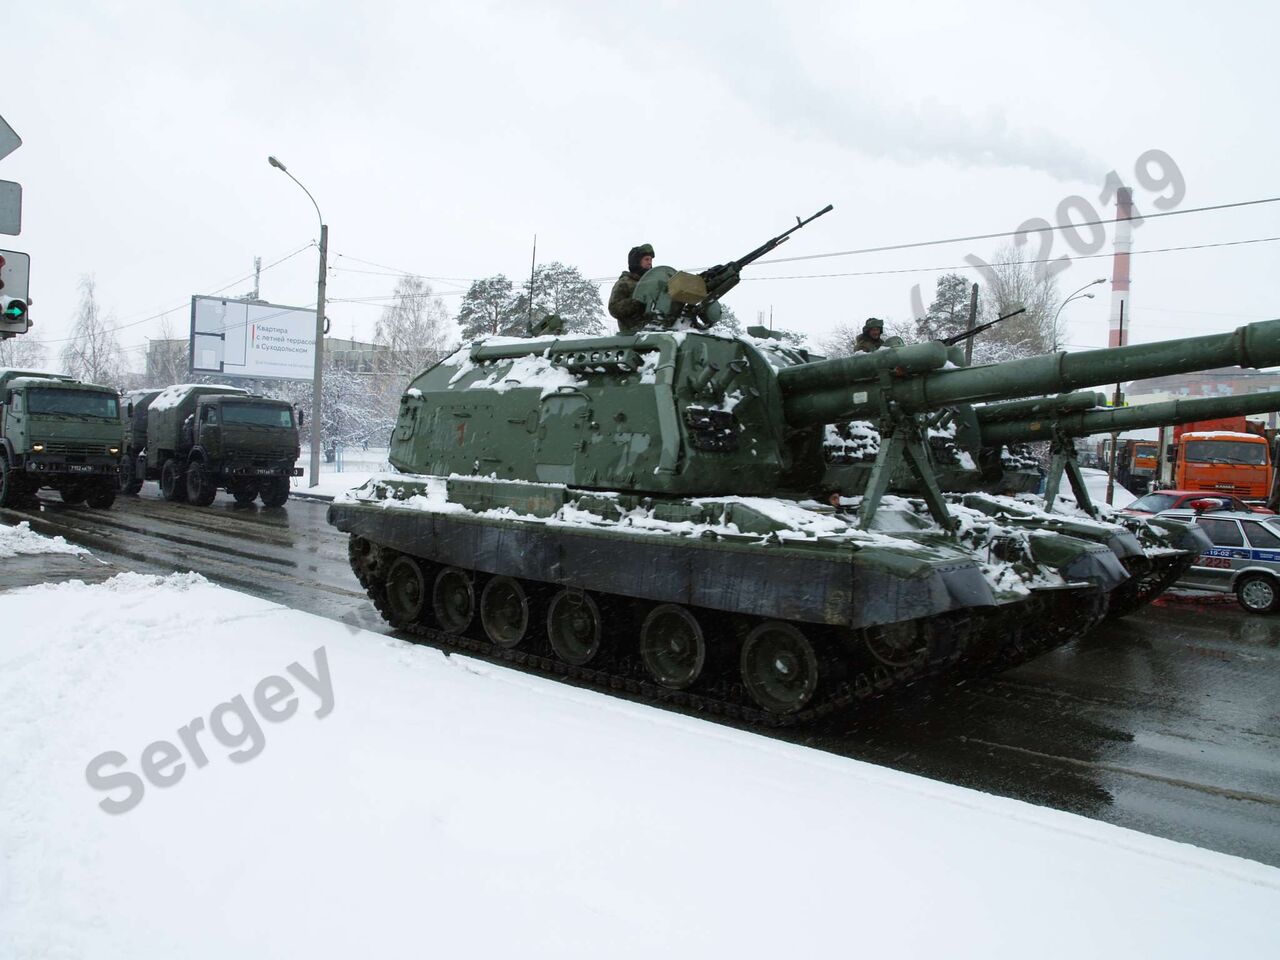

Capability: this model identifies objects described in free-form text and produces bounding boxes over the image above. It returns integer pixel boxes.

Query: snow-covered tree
[457,275,521,339]
[915,274,976,342]
[511,262,606,336]
[60,277,125,387]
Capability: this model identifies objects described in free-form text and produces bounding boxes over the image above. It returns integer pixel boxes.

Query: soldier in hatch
[854,317,886,352]
[609,244,654,335]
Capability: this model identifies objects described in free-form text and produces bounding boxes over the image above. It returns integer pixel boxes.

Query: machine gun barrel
[700,205,833,301]
[779,317,1280,428]
[979,389,1280,446]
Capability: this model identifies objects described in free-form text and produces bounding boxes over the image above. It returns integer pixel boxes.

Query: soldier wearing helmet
[854,317,886,353]
[609,244,654,335]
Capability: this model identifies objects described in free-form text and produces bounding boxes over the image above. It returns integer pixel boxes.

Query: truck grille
[40,441,107,458]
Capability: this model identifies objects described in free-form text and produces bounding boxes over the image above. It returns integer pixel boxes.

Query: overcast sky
[7,0,1278,370]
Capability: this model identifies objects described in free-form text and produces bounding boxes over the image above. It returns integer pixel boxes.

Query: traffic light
[0,249,31,336]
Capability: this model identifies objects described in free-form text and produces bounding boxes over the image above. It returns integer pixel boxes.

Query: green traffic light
[2,303,26,320]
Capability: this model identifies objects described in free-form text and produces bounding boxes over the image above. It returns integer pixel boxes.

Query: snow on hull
[0,573,1276,959]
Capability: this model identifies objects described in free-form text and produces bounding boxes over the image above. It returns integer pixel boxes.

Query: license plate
[255,468,276,475]
[67,464,94,474]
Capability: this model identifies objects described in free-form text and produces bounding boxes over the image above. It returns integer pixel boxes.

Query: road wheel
[384,555,428,628]
[1236,573,1279,614]
[432,566,475,634]
[86,482,116,509]
[186,461,218,506]
[480,576,531,648]
[260,477,290,508]
[59,485,88,505]
[160,459,187,502]
[741,621,821,715]
[547,590,603,666]
[0,456,15,509]
[639,604,706,690]
[232,487,258,506]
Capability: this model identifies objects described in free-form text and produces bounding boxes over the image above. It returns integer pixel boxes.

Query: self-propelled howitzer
[329,327,1126,721]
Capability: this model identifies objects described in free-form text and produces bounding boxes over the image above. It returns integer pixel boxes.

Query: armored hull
[329,330,1130,722]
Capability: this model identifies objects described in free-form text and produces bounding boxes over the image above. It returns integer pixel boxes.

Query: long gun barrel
[700,204,833,301]
[979,389,1280,446]
[779,318,1280,427]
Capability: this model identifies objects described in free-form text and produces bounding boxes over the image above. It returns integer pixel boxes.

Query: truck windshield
[27,388,119,419]
[1183,440,1267,465]
[221,403,294,428]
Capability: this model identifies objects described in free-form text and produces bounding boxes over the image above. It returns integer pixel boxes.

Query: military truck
[136,383,302,507]
[0,368,124,509]
[118,388,162,495]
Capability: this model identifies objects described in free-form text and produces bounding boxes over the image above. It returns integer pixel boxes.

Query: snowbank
[1,573,1276,959]
[0,520,87,559]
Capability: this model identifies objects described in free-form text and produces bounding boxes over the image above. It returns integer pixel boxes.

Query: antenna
[527,235,537,325]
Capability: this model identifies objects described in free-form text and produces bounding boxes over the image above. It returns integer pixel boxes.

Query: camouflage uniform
[854,318,885,353]
[609,244,654,335]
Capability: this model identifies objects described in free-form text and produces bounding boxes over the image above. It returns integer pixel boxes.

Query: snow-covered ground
[1,567,1277,958]
[0,520,87,559]
[1064,466,1138,509]
[291,445,391,499]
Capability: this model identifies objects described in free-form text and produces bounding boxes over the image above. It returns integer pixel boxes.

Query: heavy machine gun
[631,205,832,330]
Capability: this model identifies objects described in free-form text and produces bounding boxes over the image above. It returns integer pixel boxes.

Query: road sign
[0,181,21,236]
[0,115,19,164]
[0,114,21,235]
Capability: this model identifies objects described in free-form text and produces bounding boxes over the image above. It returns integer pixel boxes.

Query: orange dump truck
[1159,417,1273,499]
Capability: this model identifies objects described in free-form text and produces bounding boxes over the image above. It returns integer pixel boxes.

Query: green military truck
[118,388,162,495]
[137,383,302,507]
[0,368,124,509]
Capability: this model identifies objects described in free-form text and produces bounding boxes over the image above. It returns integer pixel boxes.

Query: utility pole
[1105,301,1125,505]
[251,256,262,301]
[964,282,978,365]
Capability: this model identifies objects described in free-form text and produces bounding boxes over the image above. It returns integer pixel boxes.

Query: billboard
[190,295,315,381]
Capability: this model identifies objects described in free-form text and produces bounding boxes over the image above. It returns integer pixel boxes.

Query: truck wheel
[260,477,290,508]
[86,483,116,509]
[1236,574,1279,614]
[160,459,188,502]
[232,487,258,506]
[60,485,88,506]
[186,461,218,506]
[117,457,143,495]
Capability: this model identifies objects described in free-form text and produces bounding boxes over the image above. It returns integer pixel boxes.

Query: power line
[756,195,1280,265]
[41,244,316,346]
[740,234,1280,282]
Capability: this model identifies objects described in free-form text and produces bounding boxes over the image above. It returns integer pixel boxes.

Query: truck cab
[0,370,124,509]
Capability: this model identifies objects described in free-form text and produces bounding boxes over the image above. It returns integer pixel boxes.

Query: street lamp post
[268,155,326,489]
[1050,277,1108,351]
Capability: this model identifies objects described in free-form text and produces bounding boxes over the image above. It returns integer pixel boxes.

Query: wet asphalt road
[3,488,1279,866]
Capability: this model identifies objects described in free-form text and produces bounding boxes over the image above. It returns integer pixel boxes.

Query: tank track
[348,536,1112,728]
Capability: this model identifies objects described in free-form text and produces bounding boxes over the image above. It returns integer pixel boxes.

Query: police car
[1157,504,1280,614]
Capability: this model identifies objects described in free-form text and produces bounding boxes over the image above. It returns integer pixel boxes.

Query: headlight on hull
[31,443,44,452]
[108,446,120,455]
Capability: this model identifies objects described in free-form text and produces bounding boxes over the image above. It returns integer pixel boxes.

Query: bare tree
[375,275,456,380]
[60,276,126,386]
[0,334,49,369]
[977,243,1060,357]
